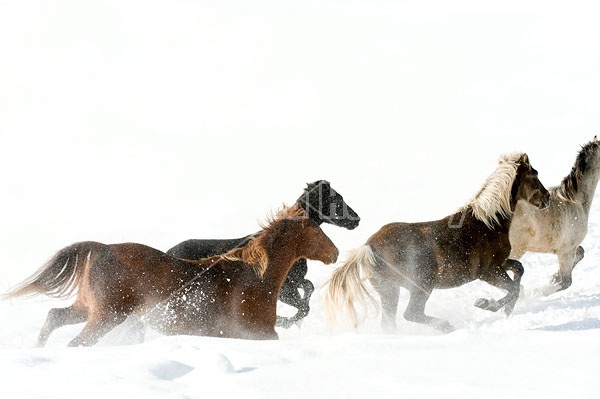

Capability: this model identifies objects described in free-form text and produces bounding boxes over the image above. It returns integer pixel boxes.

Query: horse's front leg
[276,260,312,329]
[547,246,584,294]
[475,259,523,316]
[276,279,313,328]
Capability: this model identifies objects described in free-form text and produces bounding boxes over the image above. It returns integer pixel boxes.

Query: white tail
[324,245,379,327]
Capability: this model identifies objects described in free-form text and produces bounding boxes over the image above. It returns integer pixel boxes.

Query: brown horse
[325,153,550,333]
[4,204,339,346]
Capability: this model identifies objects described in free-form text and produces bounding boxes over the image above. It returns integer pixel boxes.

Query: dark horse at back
[167,180,360,328]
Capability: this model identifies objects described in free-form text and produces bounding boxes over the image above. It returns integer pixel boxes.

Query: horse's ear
[520,153,530,167]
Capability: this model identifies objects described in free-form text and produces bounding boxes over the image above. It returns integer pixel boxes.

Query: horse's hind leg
[475,260,523,316]
[404,287,454,333]
[68,311,128,347]
[379,285,400,332]
[368,272,400,332]
[37,304,88,347]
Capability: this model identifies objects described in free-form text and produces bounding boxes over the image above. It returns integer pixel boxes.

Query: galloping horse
[5,204,338,346]
[326,153,549,333]
[167,180,360,328]
[510,137,600,295]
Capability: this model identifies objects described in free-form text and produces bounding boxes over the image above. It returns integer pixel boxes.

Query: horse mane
[221,203,308,278]
[551,137,600,202]
[463,152,523,230]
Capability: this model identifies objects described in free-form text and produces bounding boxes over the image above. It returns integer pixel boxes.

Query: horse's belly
[435,263,476,288]
[511,202,588,255]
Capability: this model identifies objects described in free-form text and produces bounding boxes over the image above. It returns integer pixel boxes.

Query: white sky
[1,0,600,280]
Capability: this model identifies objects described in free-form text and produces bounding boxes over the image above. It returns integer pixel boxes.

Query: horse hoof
[503,303,516,317]
[436,321,455,334]
[474,298,490,309]
[475,298,502,312]
[275,316,295,329]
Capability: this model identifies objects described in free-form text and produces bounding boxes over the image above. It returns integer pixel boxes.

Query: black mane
[296,180,330,224]
[557,137,600,201]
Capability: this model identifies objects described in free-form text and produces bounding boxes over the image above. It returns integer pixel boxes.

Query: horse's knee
[512,261,524,277]
[301,279,314,299]
[504,259,524,281]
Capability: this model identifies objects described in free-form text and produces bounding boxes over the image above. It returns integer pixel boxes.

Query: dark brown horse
[5,204,338,346]
[325,153,550,333]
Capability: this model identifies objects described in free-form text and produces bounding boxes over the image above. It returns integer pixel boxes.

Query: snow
[2,0,600,398]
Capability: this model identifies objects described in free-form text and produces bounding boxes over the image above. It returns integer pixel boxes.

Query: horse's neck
[462,207,512,236]
[261,236,302,286]
[577,169,600,212]
[263,252,299,286]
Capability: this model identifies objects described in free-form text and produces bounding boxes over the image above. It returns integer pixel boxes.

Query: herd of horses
[4,137,600,345]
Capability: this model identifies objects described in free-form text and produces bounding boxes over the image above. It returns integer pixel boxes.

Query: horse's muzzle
[532,190,550,210]
[327,249,339,264]
[539,193,551,210]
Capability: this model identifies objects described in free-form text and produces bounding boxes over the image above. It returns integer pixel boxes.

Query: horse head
[296,218,339,265]
[297,180,360,229]
[514,153,550,210]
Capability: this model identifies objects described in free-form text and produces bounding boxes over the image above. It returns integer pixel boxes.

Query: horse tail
[325,244,379,327]
[3,241,105,300]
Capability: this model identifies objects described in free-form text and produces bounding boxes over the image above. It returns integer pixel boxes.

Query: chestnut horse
[167,180,360,328]
[510,137,600,295]
[5,204,338,346]
[326,153,550,333]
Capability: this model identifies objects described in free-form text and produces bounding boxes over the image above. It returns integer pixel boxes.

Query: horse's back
[365,215,490,288]
[166,236,252,259]
[367,220,447,251]
[366,221,442,277]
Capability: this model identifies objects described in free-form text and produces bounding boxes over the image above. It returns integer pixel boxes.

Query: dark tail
[3,241,106,300]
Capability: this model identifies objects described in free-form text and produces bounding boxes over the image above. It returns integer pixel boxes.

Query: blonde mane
[464,153,523,230]
[221,203,308,278]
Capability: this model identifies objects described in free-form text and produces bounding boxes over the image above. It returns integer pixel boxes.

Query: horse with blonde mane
[326,153,549,333]
[510,136,600,295]
[5,204,338,346]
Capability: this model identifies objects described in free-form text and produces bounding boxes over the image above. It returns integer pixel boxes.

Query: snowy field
[2,1,600,398]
